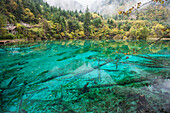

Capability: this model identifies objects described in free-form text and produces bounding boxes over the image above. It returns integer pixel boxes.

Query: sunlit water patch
[0,40,170,112]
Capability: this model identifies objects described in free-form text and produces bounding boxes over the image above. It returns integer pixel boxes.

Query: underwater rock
[74,63,115,84]
[74,63,93,74]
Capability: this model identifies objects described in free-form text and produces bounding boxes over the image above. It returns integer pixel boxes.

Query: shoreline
[147,38,170,40]
[0,39,27,45]
[0,38,169,45]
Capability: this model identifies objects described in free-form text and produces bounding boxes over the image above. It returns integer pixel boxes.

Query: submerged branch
[66,79,151,91]
[137,32,169,53]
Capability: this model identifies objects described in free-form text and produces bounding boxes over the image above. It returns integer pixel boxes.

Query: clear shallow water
[0,40,170,112]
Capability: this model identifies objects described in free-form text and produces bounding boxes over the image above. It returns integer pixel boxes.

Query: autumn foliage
[118,0,168,15]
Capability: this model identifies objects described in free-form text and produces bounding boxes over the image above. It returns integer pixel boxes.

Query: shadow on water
[0,39,170,112]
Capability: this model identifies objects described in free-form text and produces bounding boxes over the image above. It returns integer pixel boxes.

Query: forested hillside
[0,0,169,41]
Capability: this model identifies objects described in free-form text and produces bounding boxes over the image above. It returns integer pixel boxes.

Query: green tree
[118,22,122,30]
[17,0,23,13]
[36,4,42,14]
[137,27,150,39]
[0,0,7,13]
[79,14,84,22]
[114,14,118,20]
[31,2,37,16]
[107,19,110,24]
[16,0,24,20]
[68,19,80,33]
[0,13,7,36]
[79,10,82,13]
[129,27,137,40]
[93,18,101,28]
[152,24,164,38]
[60,16,66,32]
[84,7,91,37]
[136,12,139,20]
[110,20,114,25]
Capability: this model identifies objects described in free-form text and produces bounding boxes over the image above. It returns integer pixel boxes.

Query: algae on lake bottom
[0,40,170,112]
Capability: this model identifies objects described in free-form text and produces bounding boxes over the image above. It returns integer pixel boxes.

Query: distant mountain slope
[43,0,169,18]
[43,0,85,11]
[90,0,138,16]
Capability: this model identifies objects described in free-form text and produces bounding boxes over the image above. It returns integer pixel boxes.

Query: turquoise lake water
[0,40,170,112]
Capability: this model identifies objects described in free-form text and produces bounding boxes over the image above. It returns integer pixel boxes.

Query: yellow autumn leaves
[161,28,170,32]
[118,0,167,15]
[118,2,141,15]
[152,0,167,4]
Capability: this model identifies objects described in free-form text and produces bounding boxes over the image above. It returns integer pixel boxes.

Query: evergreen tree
[46,2,49,7]
[107,19,110,24]
[83,7,91,37]
[75,10,78,14]
[36,4,42,14]
[79,10,82,13]
[60,16,66,32]
[115,14,118,20]
[0,0,6,13]
[79,14,84,22]
[68,19,79,32]
[16,0,24,20]
[93,18,101,28]
[110,20,113,25]
[51,7,54,12]
[136,12,139,20]
[118,22,122,30]
[61,23,66,32]
[0,13,7,35]
[31,2,37,16]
